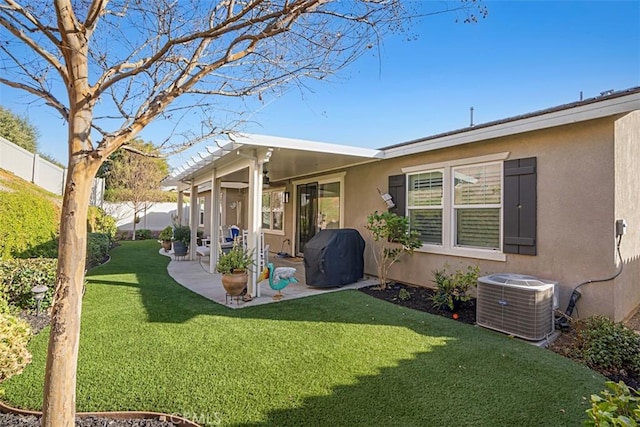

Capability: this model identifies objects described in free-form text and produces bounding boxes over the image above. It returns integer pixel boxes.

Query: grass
[3,240,605,426]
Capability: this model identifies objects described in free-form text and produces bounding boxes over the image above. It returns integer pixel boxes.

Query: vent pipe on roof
[470,107,474,127]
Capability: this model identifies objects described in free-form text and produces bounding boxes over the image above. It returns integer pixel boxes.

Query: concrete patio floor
[161,249,377,308]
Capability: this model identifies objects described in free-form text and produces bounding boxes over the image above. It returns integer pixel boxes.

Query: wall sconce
[283,191,290,204]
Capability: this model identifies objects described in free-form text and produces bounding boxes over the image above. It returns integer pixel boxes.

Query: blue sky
[1,1,638,169]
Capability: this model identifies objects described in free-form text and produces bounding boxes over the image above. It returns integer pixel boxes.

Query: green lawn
[3,240,604,426]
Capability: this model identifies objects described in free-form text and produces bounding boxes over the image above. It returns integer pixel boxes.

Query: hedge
[0,312,31,382]
[87,206,117,241]
[0,258,56,311]
[87,233,110,268]
[0,190,59,259]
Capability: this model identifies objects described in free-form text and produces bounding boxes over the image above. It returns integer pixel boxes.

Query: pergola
[164,133,383,297]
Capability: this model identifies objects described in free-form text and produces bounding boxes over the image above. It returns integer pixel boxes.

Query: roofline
[164,133,384,185]
[229,133,384,158]
[383,87,640,159]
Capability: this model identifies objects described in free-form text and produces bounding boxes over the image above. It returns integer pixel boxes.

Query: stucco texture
[614,111,640,321]
[342,117,621,319]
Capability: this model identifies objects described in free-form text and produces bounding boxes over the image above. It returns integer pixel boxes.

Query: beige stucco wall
[340,117,619,319]
[613,111,640,321]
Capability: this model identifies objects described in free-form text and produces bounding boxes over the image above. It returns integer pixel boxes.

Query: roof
[164,134,383,186]
[167,86,640,184]
[383,86,640,158]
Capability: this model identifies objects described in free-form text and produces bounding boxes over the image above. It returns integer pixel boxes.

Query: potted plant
[158,226,173,252]
[430,264,480,312]
[216,242,254,297]
[172,225,190,258]
[365,211,422,289]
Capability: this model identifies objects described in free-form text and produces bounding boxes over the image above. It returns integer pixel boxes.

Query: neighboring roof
[383,86,640,159]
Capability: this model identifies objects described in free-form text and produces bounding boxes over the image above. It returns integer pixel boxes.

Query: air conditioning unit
[476,273,557,341]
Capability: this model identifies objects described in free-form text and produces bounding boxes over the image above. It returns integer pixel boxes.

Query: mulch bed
[0,414,179,427]
[359,282,476,325]
[360,282,640,390]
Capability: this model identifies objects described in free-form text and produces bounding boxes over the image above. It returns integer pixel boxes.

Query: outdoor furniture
[196,245,210,260]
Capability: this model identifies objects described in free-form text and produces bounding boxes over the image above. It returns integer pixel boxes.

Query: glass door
[296,182,318,255]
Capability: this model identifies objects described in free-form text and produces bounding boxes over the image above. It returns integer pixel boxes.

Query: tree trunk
[42,159,96,426]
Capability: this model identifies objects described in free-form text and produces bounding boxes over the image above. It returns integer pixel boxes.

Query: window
[262,189,284,233]
[408,171,443,245]
[198,197,205,227]
[453,163,501,249]
[405,155,505,258]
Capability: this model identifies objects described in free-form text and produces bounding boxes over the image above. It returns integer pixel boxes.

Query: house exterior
[165,87,640,322]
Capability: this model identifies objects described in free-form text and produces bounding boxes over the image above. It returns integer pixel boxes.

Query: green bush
[135,229,153,240]
[576,316,640,376]
[0,258,56,311]
[173,225,190,245]
[0,190,59,259]
[430,264,480,311]
[87,233,110,268]
[87,206,117,241]
[158,226,173,241]
[584,381,640,426]
[0,312,32,382]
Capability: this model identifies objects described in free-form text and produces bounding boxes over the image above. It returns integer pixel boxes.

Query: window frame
[262,187,286,235]
[402,152,509,262]
[407,169,444,246]
[451,162,503,250]
[198,196,205,227]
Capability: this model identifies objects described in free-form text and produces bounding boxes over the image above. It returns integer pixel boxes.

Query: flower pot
[221,271,248,296]
[161,240,172,252]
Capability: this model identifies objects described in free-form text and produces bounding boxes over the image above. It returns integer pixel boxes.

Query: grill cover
[304,229,365,287]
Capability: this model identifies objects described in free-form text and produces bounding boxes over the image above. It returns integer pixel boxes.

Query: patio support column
[210,170,220,274]
[177,190,184,225]
[247,157,263,297]
[189,180,198,261]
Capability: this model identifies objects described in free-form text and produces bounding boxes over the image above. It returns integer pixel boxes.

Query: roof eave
[383,89,640,159]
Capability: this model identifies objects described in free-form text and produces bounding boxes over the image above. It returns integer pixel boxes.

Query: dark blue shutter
[503,158,537,255]
[388,174,406,216]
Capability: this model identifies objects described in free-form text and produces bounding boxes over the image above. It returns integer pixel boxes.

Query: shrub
[135,229,152,240]
[576,316,640,376]
[173,225,191,246]
[0,258,56,311]
[87,233,110,268]
[0,312,32,382]
[87,206,117,241]
[158,226,173,241]
[0,189,59,259]
[584,381,640,426]
[430,264,479,311]
[365,211,421,289]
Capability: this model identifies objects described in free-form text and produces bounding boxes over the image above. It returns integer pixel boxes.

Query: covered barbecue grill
[303,228,365,287]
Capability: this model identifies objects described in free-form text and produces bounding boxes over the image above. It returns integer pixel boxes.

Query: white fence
[0,135,103,204]
[103,202,189,232]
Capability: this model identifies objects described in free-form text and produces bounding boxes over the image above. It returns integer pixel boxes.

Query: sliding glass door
[296,180,342,255]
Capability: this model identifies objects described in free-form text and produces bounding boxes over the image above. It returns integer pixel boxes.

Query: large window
[406,157,503,256]
[453,163,501,249]
[262,190,284,233]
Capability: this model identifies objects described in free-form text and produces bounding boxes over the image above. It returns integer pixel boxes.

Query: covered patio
[164,134,383,299]
[163,250,377,308]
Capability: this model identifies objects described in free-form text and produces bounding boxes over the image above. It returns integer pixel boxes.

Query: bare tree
[103,139,168,239]
[0,0,486,424]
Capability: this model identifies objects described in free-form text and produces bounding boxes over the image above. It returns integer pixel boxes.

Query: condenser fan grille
[476,279,555,341]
